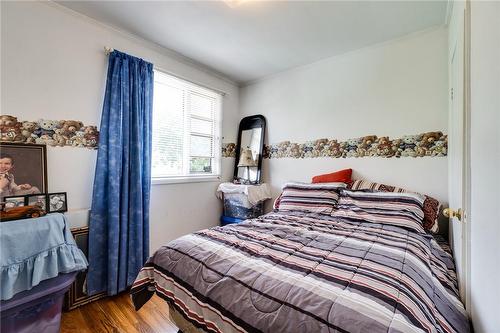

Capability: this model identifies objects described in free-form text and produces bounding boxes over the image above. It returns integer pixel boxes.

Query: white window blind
[152,70,222,182]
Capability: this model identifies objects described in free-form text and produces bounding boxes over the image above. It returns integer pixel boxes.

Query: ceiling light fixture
[224,0,253,8]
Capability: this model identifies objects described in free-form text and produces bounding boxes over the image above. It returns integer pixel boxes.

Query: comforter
[131,211,469,333]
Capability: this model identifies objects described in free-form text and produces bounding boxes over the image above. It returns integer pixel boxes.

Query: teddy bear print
[261,145,270,159]
[20,121,38,143]
[288,143,302,158]
[273,141,289,158]
[0,115,23,142]
[34,119,58,138]
[326,139,343,158]
[310,138,328,157]
[35,134,56,146]
[1,127,23,142]
[51,120,82,147]
[267,144,278,158]
[58,120,84,138]
[375,136,393,157]
[431,139,447,156]
[343,138,361,158]
[0,114,99,149]
[52,129,67,146]
[416,131,443,156]
[420,131,443,148]
[399,135,421,157]
[0,115,19,128]
[80,125,99,148]
[0,113,449,160]
[70,131,86,148]
[222,143,236,158]
[357,135,378,157]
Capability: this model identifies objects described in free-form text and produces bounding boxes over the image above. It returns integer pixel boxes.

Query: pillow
[278,182,345,214]
[312,169,352,184]
[348,179,440,233]
[335,189,426,233]
[273,193,282,210]
[281,182,347,190]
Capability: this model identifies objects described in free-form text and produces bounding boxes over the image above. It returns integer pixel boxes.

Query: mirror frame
[233,115,266,184]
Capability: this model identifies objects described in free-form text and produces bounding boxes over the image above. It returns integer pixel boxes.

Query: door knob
[443,208,463,221]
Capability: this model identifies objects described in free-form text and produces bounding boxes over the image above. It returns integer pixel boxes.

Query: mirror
[234,115,266,184]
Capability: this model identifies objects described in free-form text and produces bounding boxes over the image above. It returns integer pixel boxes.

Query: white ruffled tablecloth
[0,213,88,301]
[216,182,271,206]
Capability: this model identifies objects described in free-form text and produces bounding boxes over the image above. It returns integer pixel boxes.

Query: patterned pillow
[273,193,283,210]
[278,182,345,214]
[348,179,440,233]
[335,189,426,233]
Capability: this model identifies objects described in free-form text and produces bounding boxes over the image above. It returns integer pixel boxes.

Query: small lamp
[238,147,258,183]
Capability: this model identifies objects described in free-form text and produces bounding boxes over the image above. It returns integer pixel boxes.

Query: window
[151,70,222,183]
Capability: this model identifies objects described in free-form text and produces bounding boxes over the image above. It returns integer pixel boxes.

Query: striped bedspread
[131,211,469,333]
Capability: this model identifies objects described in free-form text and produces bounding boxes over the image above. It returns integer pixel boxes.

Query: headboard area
[260,157,449,235]
[222,137,449,235]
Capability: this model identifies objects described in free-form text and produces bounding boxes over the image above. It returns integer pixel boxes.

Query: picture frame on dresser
[47,192,68,213]
[2,195,26,209]
[64,226,106,310]
[26,193,48,211]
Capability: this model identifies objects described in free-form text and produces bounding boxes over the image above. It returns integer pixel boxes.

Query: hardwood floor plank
[113,294,158,333]
[80,300,120,333]
[99,295,140,331]
[136,296,178,333]
[61,292,177,333]
[60,308,91,333]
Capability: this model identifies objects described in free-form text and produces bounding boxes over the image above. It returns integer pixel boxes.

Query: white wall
[240,28,449,206]
[1,1,239,252]
[469,2,500,332]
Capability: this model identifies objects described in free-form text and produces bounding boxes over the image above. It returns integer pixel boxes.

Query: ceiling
[57,1,447,84]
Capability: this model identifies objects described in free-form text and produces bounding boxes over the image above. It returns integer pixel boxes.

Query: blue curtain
[87,50,154,296]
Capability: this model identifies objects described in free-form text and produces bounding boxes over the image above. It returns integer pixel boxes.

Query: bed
[131,185,469,333]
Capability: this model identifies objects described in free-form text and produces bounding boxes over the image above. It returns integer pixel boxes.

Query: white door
[448,1,470,310]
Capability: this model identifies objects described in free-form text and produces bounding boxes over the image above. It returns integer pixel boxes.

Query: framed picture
[48,192,67,213]
[26,193,48,211]
[0,143,48,200]
[3,195,26,209]
[64,226,107,310]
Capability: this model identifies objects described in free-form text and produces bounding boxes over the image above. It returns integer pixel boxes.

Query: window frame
[151,70,223,185]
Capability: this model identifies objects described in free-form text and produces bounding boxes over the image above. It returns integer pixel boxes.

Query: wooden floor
[61,292,179,333]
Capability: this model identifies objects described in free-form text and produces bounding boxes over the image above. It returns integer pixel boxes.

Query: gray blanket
[131,211,469,333]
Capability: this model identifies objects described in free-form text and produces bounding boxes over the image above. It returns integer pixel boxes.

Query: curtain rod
[104,46,114,55]
[103,46,227,96]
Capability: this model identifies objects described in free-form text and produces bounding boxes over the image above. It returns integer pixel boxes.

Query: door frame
[462,0,471,316]
[447,0,472,315]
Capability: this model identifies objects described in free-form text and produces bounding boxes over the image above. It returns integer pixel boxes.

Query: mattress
[131,211,469,333]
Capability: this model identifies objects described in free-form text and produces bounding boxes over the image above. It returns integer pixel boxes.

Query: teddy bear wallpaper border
[222,131,448,159]
[0,115,99,149]
[0,115,446,158]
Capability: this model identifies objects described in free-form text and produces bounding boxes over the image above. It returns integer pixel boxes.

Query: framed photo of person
[48,192,68,213]
[3,195,26,209]
[0,143,48,200]
[26,193,48,211]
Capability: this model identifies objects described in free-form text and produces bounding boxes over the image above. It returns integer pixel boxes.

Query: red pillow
[312,168,352,184]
